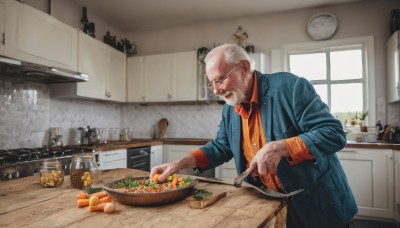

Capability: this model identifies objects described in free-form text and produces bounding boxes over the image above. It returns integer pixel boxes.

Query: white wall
[126,0,398,125]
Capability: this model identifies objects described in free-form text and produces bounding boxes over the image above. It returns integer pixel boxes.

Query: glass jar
[40,159,64,188]
[70,154,99,189]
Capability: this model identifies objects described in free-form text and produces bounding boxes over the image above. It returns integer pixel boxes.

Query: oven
[126,146,150,171]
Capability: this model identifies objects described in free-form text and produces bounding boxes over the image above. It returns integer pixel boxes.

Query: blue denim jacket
[199,71,357,228]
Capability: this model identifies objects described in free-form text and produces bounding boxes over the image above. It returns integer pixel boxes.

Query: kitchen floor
[349,219,398,228]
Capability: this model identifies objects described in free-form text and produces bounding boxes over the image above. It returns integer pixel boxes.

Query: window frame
[281,36,375,126]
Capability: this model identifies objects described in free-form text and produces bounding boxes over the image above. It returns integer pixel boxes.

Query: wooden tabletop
[0,169,287,228]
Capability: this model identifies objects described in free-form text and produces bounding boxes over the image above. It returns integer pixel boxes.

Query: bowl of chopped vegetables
[102,174,197,206]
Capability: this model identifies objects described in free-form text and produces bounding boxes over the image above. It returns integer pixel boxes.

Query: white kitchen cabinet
[1,0,77,70]
[98,149,127,170]
[249,52,268,73]
[164,144,205,176]
[0,0,6,54]
[145,53,171,102]
[387,31,400,103]
[127,51,197,103]
[216,158,237,180]
[337,148,394,219]
[51,32,126,102]
[394,150,400,223]
[127,56,146,102]
[106,47,126,102]
[150,145,164,169]
[170,51,197,101]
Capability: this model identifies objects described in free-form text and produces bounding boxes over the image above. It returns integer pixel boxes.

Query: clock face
[307,12,338,40]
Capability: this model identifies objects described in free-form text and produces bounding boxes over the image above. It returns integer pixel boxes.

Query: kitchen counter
[0,168,287,227]
[89,138,400,152]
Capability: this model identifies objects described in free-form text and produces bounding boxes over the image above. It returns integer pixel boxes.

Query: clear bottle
[70,154,99,189]
[40,159,64,188]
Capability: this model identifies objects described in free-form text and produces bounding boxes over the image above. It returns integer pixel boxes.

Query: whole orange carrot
[77,199,89,208]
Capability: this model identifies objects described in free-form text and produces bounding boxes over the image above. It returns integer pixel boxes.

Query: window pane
[289,53,326,80]
[331,83,363,114]
[313,84,328,105]
[331,49,363,80]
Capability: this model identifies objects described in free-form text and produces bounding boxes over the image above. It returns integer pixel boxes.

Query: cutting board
[188,190,227,209]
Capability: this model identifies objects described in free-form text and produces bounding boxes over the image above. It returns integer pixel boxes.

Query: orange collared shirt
[191,72,314,191]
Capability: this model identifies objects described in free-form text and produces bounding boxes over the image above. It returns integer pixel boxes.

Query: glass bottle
[70,154,99,189]
[40,159,64,188]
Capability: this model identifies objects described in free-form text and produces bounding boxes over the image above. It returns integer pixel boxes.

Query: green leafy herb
[194,189,212,201]
[84,186,103,194]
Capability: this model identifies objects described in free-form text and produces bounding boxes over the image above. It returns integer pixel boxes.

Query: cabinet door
[164,144,199,175]
[145,54,171,102]
[98,149,127,170]
[337,148,394,219]
[127,56,146,102]
[77,32,107,99]
[106,48,126,102]
[171,51,197,101]
[387,31,400,103]
[0,0,5,54]
[215,159,237,180]
[12,1,77,70]
[150,145,164,169]
[394,151,400,223]
[249,53,268,73]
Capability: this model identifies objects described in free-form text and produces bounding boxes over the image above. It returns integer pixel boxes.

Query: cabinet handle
[104,153,119,156]
[109,92,112,98]
[167,93,172,99]
[142,96,145,100]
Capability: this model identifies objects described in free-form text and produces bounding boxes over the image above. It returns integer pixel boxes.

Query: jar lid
[41,159,62,167]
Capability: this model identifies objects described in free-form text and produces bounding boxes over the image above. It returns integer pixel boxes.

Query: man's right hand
[149,154,197,182]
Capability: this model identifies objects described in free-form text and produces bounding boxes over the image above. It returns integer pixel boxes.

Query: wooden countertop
[88,138,400,152]
[0,169,287,227]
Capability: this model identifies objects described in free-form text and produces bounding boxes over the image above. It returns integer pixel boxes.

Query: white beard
[218,89,245,106]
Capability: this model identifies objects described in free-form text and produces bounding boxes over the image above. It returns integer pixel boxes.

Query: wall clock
[307,12,338,40]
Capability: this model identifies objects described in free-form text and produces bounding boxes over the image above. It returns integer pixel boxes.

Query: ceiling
[72,0,363,32]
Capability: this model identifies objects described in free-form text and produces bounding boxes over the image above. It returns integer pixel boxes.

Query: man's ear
[240,60,251,77]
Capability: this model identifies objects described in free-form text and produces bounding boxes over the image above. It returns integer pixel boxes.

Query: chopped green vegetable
[194,189,212,201]
[84,186,103,194]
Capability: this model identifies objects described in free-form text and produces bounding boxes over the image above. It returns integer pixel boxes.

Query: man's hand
[248,140,290,175]
[149,154,197,182]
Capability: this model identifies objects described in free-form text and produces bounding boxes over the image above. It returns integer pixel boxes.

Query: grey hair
[204,44,255,72]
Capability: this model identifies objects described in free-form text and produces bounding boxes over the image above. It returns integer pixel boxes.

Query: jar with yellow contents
[40,159,64,187]
[70,154,98,189]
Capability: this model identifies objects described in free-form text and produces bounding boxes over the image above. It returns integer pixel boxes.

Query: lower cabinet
[164,144,214,177]
[150,145,164,169]
[394,150,400,223]
[98,149,127,170]
[337,148,394,219]
[216,159,237,180]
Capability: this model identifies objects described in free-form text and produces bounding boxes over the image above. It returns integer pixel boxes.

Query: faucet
[78,126,97,145]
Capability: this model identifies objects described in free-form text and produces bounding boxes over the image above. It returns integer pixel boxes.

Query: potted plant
[350,112,358,126]
[358,110,368,132]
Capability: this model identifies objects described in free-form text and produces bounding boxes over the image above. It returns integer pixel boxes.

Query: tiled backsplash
[3,77,400,149]
[0,78,222,149]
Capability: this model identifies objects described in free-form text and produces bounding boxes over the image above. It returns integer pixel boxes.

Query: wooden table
[0,169,287,228]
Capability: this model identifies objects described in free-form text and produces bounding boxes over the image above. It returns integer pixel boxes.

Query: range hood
[0,57,89,84]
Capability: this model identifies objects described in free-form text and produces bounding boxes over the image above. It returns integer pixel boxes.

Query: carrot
[76,192,89,199]
[88,202,116,213]
[171,175,178,186]
[77,199,89,208]
[100,196,112,203]
[152,174,161,183]
[90,191,108,199]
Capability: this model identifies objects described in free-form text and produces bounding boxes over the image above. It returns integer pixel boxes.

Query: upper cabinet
[51,32,126,102]
[387,31,400,103]
[127,51,197,103]
[0,0,78,71]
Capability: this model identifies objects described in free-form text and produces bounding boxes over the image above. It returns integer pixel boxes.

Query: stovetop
[0,146,94,165]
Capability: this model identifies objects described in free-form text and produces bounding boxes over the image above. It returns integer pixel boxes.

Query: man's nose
[214,86,223,95]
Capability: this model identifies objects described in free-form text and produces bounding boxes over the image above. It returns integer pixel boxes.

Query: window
[282,36,375,126]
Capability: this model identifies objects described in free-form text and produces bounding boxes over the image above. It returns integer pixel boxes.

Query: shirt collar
[234,72,258,115]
